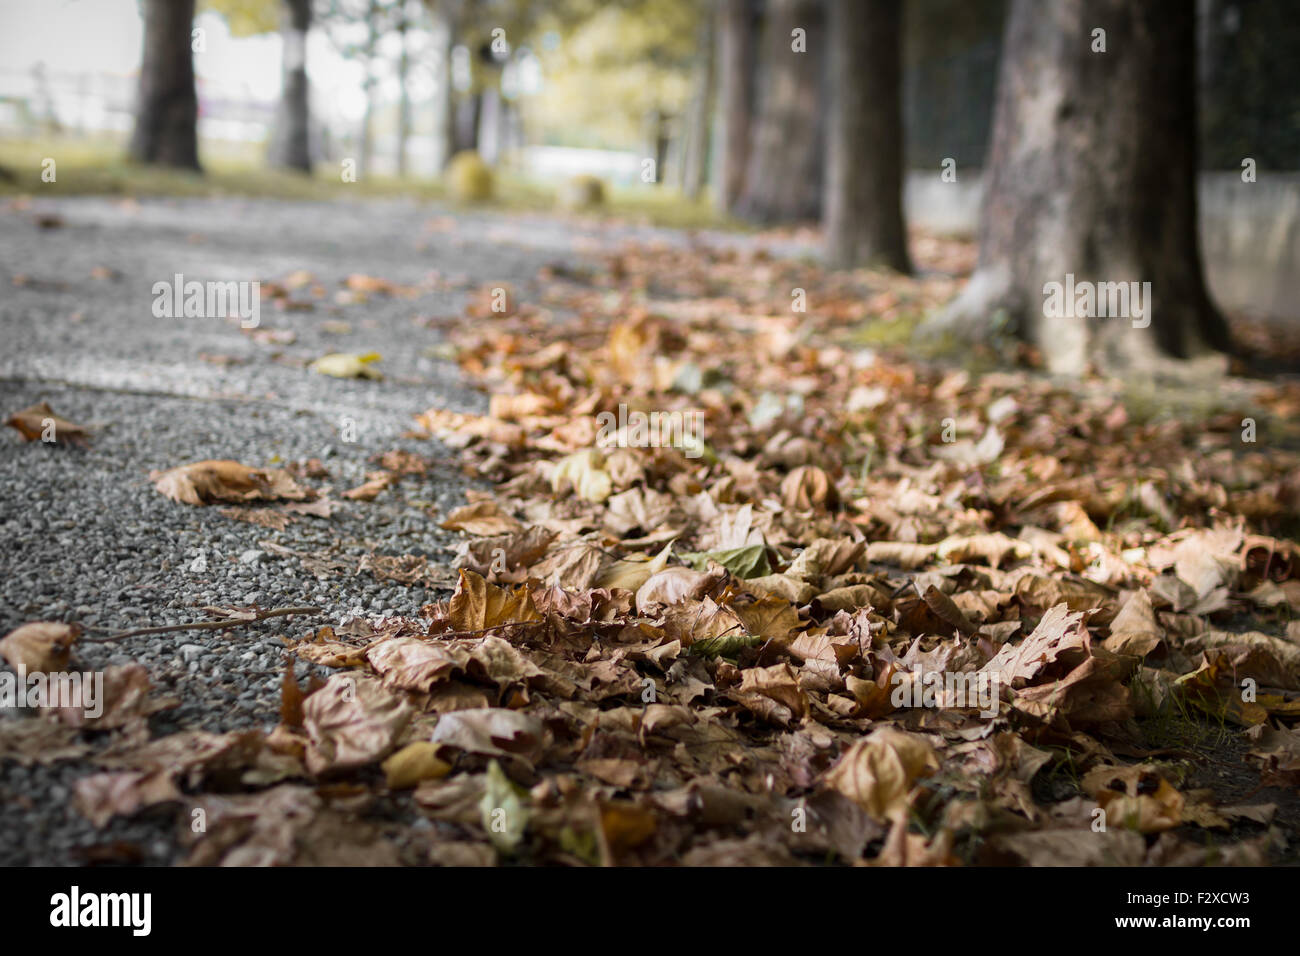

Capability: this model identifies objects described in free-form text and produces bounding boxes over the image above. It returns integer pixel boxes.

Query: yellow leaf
[447,569,541,631]
[551,448,613,503]
[310,352,384,379]
[596,541,674,592]
[382,742,452,789]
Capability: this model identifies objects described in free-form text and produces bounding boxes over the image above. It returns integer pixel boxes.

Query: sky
[0,0,583,167]
[0,0,144,77]
[0,0,369,114]
[0,0,282,99]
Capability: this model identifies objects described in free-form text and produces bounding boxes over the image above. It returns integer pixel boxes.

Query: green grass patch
[845,310,923,349]
[0,135,741,231]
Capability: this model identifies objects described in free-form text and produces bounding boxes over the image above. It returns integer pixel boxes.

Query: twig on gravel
[83,606,322,642]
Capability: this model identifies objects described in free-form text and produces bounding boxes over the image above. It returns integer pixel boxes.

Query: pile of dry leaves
[6,235,1300,865]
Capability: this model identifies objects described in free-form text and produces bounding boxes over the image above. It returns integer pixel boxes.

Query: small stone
[179,643,206,664]
[239,549,266,565]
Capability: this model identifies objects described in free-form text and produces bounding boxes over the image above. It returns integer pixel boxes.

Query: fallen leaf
[150,460,313,506]
[0,622,79,672]
[309,351,384,379]
[821,728,940,822]
[5,402,92,445]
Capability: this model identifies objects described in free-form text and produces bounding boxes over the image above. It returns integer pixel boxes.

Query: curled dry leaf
[73,771,180,828]
[382,742,452,789]
[430,708,545,765]
[342,470,398,501]
[595,540,674,593]
[780,465,839,511]
[1102,589,1163,658]
[635,566,722,612]
[735,662,808,724]
[5,401,92,445]
[57,663,177,729]
[822,728,940,823]
[489,391,556,420]
[1084,765,1186,834]
[302,674,414,775]
[181,785,406,866]
[550,448,614,503]
[0,719,90,766]
[456,525,556,581]
[150,459,313,506]
[441,499,524,535]
[446,568,542,632]
[0,621,79,672]
[366,637,466,692]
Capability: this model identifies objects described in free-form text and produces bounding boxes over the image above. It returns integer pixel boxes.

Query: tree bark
[454,91,482,154]
[429,3,457,170]
[715,0,757,210]
[359,0,381,175]
[735,0,825,224]
[129,0,200,170]
[924,0,1229,374]
[397,8,411,177]
[682,10,716,201]
[268,0,312,172]
[645,109,670,186]
[824,0,910,272]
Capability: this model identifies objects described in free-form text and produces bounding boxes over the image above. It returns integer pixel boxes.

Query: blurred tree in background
[921,0,1228,372]
[530,0,699,155]
[733,0,823,223]
[824,0,910,271]
[130,0,201,169]
[116,0,1295,371]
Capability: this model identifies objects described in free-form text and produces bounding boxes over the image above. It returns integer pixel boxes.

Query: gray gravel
[0,194,673,865]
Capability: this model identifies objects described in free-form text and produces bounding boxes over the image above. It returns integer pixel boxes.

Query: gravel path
[0,195,686,865]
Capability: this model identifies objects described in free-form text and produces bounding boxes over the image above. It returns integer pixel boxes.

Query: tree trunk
[129,0,200,170]
[824,0,910,272]
[360,76,376,174]
[735,0,825,224]
[359,1,381,175]
[430,6,456,170]
[682,10,715,201]
[924,0,1229,374]
[715,0,757,211]
[454,91,482,154]
[422,0,461,169]
[268,0,312,172]
[644,109,670,186]
[477,84,503,164]
[397,12,411,177]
